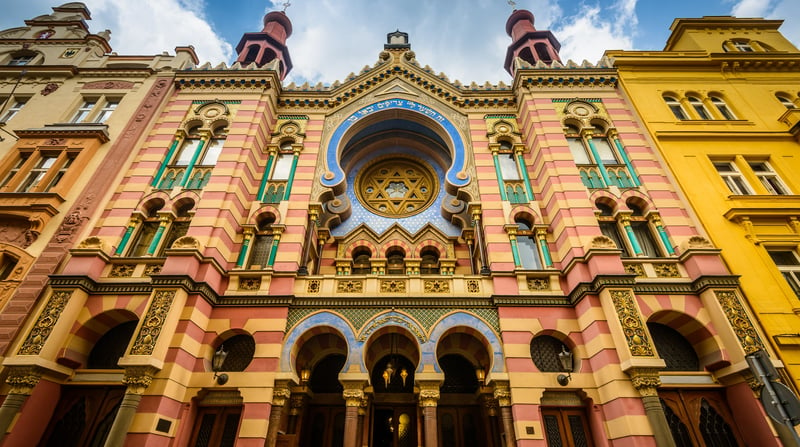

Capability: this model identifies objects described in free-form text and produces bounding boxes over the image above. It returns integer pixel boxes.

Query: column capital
[272,384,292,407]
[5,366,42,395]
[493,382,512,407]
[122,365,160,395]
[418,388,440,407]
[628,367,661,397]
[343,388,365,407]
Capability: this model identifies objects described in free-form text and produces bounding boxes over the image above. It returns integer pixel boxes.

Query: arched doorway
[366,329,419,447]
[436,330,499,446]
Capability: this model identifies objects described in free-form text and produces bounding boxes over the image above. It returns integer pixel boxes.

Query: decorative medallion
[110,264,136,278]
[18,291,72,355]
[653,263,680,278]
[130,290,176,356]
[624,263,645,277]
[527,277,550,291]
[466,279,481,293]
[307,280,321,293]
[609,289,654,356]
[355,156,438,218]
[239,277,261,291]
[714,290,763,354]
[380,280,406,293]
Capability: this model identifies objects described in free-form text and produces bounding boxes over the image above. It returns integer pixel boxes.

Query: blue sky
[3,0,799,85]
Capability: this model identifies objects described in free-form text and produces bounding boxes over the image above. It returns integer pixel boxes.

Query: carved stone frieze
[624,263,645,277]
[527,277,549,291]
[424,279,450,293]
[130,290,176,356]
[18,290,73,355]
[466,279,480,293]
[239,277,261,291]
[714,290,764,354]
[609,289,654,357]
[110,264,136,277]
[358,314,426,342]
[337,280,363,293]
[653,263,680,278]
[380,279,406,293]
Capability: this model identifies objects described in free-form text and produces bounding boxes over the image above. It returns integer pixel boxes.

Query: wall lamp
[556,346,574,386]
[212,345,229,385]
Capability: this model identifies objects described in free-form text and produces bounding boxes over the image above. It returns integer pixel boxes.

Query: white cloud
[730,0,800,46]
[731,0,772,17]
[552,0,638,63]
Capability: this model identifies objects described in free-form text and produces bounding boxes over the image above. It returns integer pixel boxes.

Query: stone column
[265,384,291,447]
[0,366,41,443]
[481,393,502,446]
[419,384,440,447]
[343,386,364,447]
[630,368,676,447]
[287,394,307,434]
[356,396,368,447]
[103,366,158,447]
[494,383,516,447]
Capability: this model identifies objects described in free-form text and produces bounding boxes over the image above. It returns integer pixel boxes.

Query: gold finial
[507,0,516,9]
[282,1,291,12]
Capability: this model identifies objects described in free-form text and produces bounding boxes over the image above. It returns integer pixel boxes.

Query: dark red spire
[234,11,293,79]
[503,9,561,76]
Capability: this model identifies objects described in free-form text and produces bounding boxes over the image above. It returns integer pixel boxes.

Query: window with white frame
[710,96,737,120]
[0,97,28,122]
[748,161,790,195]
[70,97,120,123]
[767,250,800,299]
[0,150,76,193]
[687,96,712,120]
[515,218,543,269]
[713,162,753,195]
[664,96,689,120]
[8,54,35,66]
[732,41,755,52]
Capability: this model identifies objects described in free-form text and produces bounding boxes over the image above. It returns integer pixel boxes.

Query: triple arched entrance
[279,311,507,447]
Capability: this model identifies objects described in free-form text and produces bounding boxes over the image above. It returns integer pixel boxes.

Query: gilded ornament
[493,386,511,407]
[714,290,763,354]
[337,280,363,293]
[358,315,426,342]
[122,365,158,394]
[527,278,549,291]
[653,263,680,278]
[624,263,645,277]
[307,280,321,293]
[110,264,136,277]
[380,280,406,293]
[239,277,261,291]
[419,388,440,407]
[272,387,292,406]
[610,290,654,356]
[466,279,480,293]
[18,291,72,355]
[424,280,450,293]
[130,290,176,356]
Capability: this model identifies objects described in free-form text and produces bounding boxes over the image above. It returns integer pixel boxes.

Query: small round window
[355,156,438,218]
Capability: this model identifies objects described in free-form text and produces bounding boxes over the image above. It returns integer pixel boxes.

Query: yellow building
[609,16,800,391]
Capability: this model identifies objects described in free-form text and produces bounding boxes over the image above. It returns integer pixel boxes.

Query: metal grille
[699,399,739,447]
[160,221,190,254]
[660,398,694,447]
[543,414,563,447]
[648,323,700,371]
[530,335,569,372]
[568,415,589,447]
[193,413,216,447]
[220,334,255,372]
[247,235,273,268]
[219,412,241,447]
[88,321,137,369]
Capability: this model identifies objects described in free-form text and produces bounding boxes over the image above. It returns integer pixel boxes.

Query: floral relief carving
[380,280,406,293]
[714,290,763,354]
[610,289,654,357]
[653,263,680,278]
[527,278,549,291]
[624,263,645,277]
[424,279,450,293]
[466,279,480,293]
[358,315,426,342]
[130,290,176,356]
[337,280,363,293]
[18,291,73,355]
[239,277,261,291]
[307,280,320,293]
[110,264,136,277]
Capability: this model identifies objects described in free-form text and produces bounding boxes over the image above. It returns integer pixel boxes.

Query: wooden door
[188,406,242,447]
[541,407,594,447]
[438,406,486,447]
[38,386,125,447]
[301,406,345,447]
[372,406,416,447]
[659,389,744,447]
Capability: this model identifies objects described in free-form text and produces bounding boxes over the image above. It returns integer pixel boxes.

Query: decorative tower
[234,10,293,79]
[503,9,561,76]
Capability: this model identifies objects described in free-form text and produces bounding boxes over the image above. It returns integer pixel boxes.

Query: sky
[3,0,799,86]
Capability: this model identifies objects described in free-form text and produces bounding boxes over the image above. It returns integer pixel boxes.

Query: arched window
[534,43,552,63]
[158,201,194,256]
[627,202,661,257]
[596,202,630,257]
[386,247,405,275]
[217,334,256,372]
[243,45,259,63]
[128,202,164,257]
[0,252,18,281]
[664,95,688,120]
[518,47,535,66]
[201,126,227,165]
[731,40,754,52]
[591,125,618,164]
[710,96,736,120]
[420,247,440,274]
[247,217,276,269]
[687,96,711,120]
[515,218,542,270]
[530,335,573,373]
[565,125,591,164]
[351,247,371,274]
[776,94,796,109]
[271,141,294,181]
